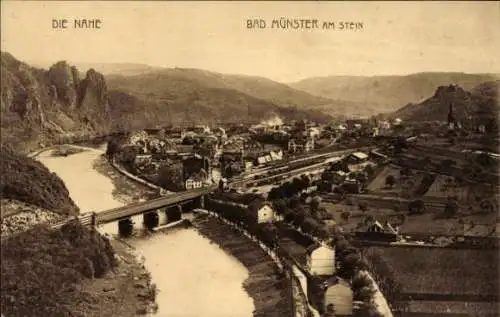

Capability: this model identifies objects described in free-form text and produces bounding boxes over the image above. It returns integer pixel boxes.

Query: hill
[29,61,162,77]
[1,52,116,150]
[1,53,331,151]
[290,73,500,116]
[392,80,500,122]
[105,68,332,125]
[0,144,79,215]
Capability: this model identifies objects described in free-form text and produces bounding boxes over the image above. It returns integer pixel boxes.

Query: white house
[247,199,276,224]
[288,138,315,153]
[244,161,253,172]
[129,130,148,145]
[257,156,267,165]
[348,152,369,164]
[185,175,203,190]
[323,277,354,316]
[306,243,336,276]
[134,154,152,166]
[269,150,283,161]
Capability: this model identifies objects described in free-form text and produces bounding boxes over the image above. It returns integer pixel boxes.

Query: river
[36,147,254,317]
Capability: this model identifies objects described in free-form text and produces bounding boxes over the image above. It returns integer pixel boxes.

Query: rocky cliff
[392,81,499,122]
[1,52,112,150]
[2,52,332,151]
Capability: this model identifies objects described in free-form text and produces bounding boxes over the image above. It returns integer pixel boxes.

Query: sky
[1,1,500,82]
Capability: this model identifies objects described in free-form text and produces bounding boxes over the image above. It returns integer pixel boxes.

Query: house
[306,243,336,276]
[346,119,367,130]
[244,161,253,172]
[288,137,314,153]
[269,150,283,161]
[129,130,148,145]
[257,156,267,165]
[176,145,195,154]
[185,174,203,190]
[347,152,369,164]
[341,179,363,194]
[134,154,152,166]
[355,219,400,242]
[247,198,276,224]
[323,277,354,316]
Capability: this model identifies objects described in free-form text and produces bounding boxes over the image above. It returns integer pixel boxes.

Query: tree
[440,159,456,170]
[310,196,323,216]
[400,167,411,177]
[293,210,306,227]
[454,175,466,187]
[158,163,184,191]
[355,285,376,302]
[385,175,396,188]
[444,198,459,217]
[292,177,305,192]
[408,199,425,215]
[365,165,375,178]
[301,217,318,234]
[352,272,373,292]
[364,215,376,225]
[358,203,368,213]
[322,304,335,317]
[340,252,363,279]
[476,152,494,170]
[273,199,288,215]
[268,187,282,200]
[341,211,351,222]
[316,226,331,241]
[329,225,342,241]
[335,236,351,254]
[105,138,120,159]
[398,214,407,225]
[301,174,311,188]
[353,302,382,317]
[284,211,295,223]
[288,195,300,209]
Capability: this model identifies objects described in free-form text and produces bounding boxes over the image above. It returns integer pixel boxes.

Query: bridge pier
[118,218,134,237]
[165,205,182,223]
[199,195,205,209]
[143,211,159,231]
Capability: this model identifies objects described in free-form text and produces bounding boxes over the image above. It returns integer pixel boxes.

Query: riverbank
[92,154,159,204]
[192,214,293,317]
[0,144,159,317]
[74,237,158,317]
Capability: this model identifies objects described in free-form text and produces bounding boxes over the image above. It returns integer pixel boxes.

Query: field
[394,300,499,316]
[366,165,402,194]
[424,176,499,212]
[366,165,426,199]
[323,199,498,236]
[424,175,467,199]
[362,246,499,297]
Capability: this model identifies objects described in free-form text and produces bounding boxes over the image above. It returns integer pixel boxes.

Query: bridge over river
[51,146,368,234]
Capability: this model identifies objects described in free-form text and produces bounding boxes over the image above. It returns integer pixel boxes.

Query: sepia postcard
[1,1,499,317]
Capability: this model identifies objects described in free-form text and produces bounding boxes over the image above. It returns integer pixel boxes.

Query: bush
[1,222,117,317]
[385,175,396,187]
[341,211,351,222]
[301,217,319,234]
[352,273,373,292]
[0,145,79,215]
